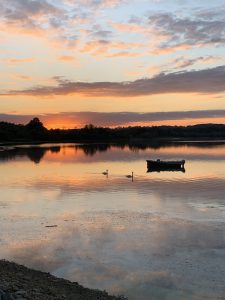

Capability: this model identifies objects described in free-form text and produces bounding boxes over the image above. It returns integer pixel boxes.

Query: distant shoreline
[0,260,126,300]
[1,119,225,144]
[1,137,225,147]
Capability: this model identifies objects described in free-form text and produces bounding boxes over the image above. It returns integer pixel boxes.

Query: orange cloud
[111,22,147,33]
[150,44,193,55]
[14,74,33,80]
[0,22,46,37]
[2,58,35,64]
[106,51,141,58]
[80,40,144,56]
[0,18,79,51]
[57,56,77,62]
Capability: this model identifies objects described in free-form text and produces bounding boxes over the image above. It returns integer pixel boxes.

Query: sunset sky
[1,0,225,128]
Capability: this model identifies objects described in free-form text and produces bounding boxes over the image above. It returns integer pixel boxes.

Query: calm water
[0,142,225,300]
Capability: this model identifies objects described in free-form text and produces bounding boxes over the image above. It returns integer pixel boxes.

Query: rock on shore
[0,260,127,300]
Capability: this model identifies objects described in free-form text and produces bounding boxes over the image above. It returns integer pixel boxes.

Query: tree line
[1,117,225,142]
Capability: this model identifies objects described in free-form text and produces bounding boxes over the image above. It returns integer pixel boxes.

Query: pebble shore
[0,260,127,300]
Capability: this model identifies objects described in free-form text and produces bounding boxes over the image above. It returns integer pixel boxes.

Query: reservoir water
[0,142,225,300]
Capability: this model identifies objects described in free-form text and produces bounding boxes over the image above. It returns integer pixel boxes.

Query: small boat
[147,159,185,173]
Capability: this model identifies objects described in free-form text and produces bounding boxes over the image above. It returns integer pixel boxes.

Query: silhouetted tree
[26,118,45,130]
[25,118,47,140]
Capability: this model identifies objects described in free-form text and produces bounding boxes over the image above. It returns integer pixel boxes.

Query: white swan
[126,172,133,179]
[102,169,108,175]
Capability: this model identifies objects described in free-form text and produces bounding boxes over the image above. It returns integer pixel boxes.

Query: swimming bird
[102,169,108,175]
[126,172,133,179]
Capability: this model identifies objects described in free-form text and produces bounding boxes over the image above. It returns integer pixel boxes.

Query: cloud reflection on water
[4,211,225,300]
[1,143,225,299]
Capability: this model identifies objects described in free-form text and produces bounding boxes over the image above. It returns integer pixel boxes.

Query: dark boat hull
[146,160,185,172]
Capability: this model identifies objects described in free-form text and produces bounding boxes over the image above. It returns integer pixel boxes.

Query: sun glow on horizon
[1,0,225,127]
[42,117,225,130]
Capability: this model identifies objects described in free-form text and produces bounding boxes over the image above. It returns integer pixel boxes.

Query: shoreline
[1,137,225,147]
[0,260,127,300]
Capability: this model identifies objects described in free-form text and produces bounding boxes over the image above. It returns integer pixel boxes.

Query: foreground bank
[0,260,127,300]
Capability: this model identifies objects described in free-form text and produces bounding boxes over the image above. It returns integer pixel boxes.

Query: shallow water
[0,142,225,299]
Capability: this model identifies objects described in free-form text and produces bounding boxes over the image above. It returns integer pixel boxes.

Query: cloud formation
[1,0,224,58]
[1,1,225,129]
[0,0,61,30]
[0,0,127,51]
[2,65,225,97]
[147,9,225,53]
[0,0,224,76]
